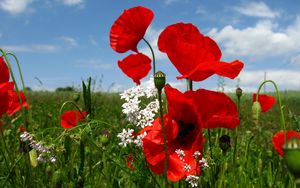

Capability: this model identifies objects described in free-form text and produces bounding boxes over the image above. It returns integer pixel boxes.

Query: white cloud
[62,0,84,6]
[0,0,34,14]
[233,2,280,18]
[2,44,59,52]
[60,36,78,47]
[237,69,300,91]
[139,26,167,61]
[76,59,112,70]
[291,54,300,67]
[208,19,297,59]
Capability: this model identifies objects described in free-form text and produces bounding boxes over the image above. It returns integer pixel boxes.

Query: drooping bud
[154,71,166,91]
[72,93,80,102]
[236,87,243,98]
[219,135,231,153]
[252,101,261,123]
[283,136,300,179]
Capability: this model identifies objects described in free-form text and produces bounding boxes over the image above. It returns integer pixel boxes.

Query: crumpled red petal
[110,6,154,53]
[165,85,240,129]
[0,82,14,118]
[0,57,10,84]
[158,22,243,81]
[7,90,29,116]
[253,94,276,112]
[60,110,87,129]
[272,130,300,157]
[118,53,151,85]
[185,88,240,129]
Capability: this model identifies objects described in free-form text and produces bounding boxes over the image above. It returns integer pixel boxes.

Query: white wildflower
[175,149,185,161]
[200,158,209,168]
[49,156,57,163]
[133,132,147,148]
[117,129,134,147]
[183,164,191,172]
[186,175,199,187]
[193,151,201,159]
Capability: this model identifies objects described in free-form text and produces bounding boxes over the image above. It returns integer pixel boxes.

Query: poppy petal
[118,53,151,85]
[110,6,154,53]
[253,94,276,112]
[158,22,243,81]
[60,110,87,129]
[177,60,244,81]
[0,57,10,83]
[272,130,300,157]
[0,82,14,118]
[7,90,28,116]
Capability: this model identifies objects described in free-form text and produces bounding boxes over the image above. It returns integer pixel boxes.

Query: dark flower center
[176,121,195,140]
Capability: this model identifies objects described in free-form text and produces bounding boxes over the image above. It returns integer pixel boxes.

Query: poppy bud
[219,135,231,153]
[252,101,261,123]
[283,136,300,179]
[236,87,242,98]
[154,71,166,91]
[72,93,80,102]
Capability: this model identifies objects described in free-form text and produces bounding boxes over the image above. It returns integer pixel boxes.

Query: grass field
[0,88,300,188]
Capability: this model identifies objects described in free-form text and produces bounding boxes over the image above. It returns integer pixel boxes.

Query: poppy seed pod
[72,93,80,102]
[283,136,300,179]
[154,71,166,91]
[252,101,261,123]
[236,87,242,98]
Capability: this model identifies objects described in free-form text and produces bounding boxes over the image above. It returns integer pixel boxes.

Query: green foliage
[0,91,300,187]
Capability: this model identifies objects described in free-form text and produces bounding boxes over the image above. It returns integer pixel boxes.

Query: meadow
[0,87,300,187]
[1,4,300,188]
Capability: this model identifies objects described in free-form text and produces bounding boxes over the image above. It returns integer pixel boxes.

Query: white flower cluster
[120,77,158,128]
[175,149,185,161]
[118,78,159,148]
[186,175,199,187]
[20,131,56,164]
[117,129,134,147]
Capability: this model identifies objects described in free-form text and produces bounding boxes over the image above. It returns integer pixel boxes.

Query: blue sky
[0,0,300,92]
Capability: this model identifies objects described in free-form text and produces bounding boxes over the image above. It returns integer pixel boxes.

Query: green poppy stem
[233,95,241,166]
[187,79,193,91]
[255,80,286,145]
[142,38,156,75]
[157,89,168,186]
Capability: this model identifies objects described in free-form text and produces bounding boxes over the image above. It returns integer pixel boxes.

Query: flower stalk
[154,71,168,186]
[143,38,156,75]
[255,80,286,144]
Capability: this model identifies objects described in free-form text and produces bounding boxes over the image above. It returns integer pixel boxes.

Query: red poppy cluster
[110,6,153,85]
[0,57,28,119]
[60,110,87,129]
[111,6,244,181]
[140,85,240,181]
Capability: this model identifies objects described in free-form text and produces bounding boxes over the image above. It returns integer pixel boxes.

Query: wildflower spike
[154,71,166,91]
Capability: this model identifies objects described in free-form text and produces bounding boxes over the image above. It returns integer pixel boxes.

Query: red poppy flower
[272,130,300,157]
[141,85,240,181]
[110,6,154,53]
[158,23,244,81]
[118,53,151,85]
[60,110,87,129]
[126,153,134,170]
[0,57,9,84]
[253,94,276,112]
